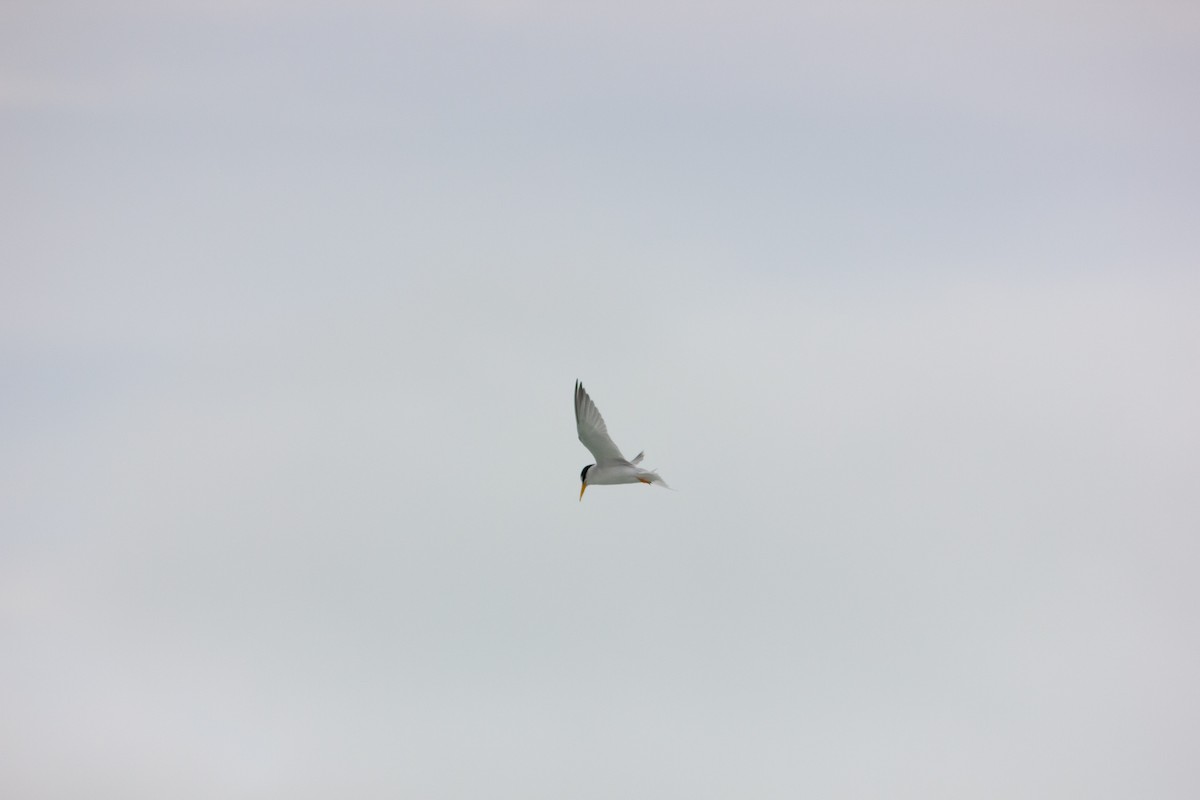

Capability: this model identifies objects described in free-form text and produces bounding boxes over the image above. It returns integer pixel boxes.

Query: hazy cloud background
[3,1,1198,797]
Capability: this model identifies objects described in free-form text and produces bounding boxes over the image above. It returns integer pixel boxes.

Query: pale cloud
[3,1,1198,797]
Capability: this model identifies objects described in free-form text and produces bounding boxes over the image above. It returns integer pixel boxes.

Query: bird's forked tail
[637,469,671,489]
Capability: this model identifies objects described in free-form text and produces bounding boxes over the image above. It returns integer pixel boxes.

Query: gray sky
[3,1,1199,797]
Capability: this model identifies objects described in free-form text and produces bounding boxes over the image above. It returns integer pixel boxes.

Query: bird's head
[579,464,594,501]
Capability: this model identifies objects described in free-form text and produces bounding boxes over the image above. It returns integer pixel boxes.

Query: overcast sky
[3,1,1199,797]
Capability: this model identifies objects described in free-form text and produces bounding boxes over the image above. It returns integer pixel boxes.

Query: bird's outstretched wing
[575,381,626,463]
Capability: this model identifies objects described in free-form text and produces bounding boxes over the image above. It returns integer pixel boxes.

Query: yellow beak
[579,483,587,501]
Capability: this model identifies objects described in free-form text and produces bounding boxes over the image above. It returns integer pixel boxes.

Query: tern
[576,380,670,500]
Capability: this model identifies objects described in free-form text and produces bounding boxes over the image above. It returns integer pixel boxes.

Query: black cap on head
[580,464,593,483]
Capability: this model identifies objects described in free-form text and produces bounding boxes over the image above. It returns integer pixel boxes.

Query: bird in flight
[575,380,670,500]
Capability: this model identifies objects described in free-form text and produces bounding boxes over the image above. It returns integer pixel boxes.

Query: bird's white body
[585,458,664,487]
[575,381,670,498]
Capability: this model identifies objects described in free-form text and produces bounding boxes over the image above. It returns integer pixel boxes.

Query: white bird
[575,380,670,500]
